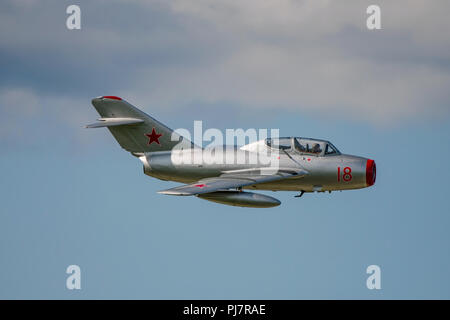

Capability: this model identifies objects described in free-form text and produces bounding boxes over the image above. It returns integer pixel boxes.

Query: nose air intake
[366,159,376,186]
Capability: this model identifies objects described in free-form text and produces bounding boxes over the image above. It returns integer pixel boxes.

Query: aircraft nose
[366,159,376,186]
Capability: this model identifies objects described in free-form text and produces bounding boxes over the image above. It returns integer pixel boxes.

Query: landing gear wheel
[295,191,305,198]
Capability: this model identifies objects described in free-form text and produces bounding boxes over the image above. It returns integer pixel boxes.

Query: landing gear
[295,191,305,198]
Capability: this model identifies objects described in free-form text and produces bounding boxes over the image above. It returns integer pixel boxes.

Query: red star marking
[145,128,162,145]
[194,184,207,188]
[307,158,311,162]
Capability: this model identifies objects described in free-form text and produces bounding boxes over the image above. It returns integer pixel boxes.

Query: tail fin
[88,96,191,153]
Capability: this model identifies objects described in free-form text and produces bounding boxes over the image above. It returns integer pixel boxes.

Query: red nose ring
[366,159,376,186]
[366,159,377,187]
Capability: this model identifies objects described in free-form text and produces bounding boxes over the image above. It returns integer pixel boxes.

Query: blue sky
[1,0,450,299]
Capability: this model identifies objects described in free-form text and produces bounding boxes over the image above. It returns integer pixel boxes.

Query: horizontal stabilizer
[85,117,144,128]
[88,96,194,152]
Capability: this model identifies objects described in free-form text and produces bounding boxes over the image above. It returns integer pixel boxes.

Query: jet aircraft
[87,96,376,208]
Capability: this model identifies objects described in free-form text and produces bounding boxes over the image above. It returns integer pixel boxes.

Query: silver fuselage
[88,96,376,206]
[141,146,374,193]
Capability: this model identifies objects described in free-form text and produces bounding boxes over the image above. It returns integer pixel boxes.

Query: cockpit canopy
[265,137,340,156]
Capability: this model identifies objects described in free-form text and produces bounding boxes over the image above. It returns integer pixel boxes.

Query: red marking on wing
[194,184,207,188]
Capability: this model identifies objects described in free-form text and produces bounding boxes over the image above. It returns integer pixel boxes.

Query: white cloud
[114,0,450,125]
[1,0,449,128]
[0,87,39,117]
[0,87,94,145]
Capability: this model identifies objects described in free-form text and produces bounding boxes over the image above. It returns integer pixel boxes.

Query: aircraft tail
[88,96,191,153]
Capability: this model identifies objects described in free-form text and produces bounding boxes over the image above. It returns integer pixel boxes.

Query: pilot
[312,143,321,154]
